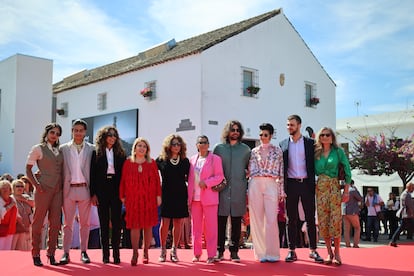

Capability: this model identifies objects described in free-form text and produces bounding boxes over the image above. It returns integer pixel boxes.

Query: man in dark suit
[279,115,323,263]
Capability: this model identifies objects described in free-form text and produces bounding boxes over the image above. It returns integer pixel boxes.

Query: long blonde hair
[130,137,152,163]
[314,127,340,160]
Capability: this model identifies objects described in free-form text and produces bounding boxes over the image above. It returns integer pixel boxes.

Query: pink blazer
[188,152,224,206]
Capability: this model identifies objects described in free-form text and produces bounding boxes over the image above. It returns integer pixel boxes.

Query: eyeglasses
[231,128,240,133]
[198,141,209,145]
[320,133,331,137]
[15,185,24,188]
[259,133,269,137]
[171,142,182,147]
[107,132,118,138]
[49,130,61,136]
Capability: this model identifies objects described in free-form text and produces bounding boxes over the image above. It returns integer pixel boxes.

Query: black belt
[288,178,307,183]
[106,174,115,179]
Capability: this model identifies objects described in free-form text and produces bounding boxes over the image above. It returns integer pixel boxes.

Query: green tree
[350,134,414,189]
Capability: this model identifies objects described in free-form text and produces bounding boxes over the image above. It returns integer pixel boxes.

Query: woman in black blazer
[90,126,126,264]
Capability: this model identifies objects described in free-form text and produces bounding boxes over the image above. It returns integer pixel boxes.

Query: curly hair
[221,120,244,143]
[130,137,152,163]
[94,126,126,158]
[40,123,62,147]
[159,134,187,161]
[314,127,340,160]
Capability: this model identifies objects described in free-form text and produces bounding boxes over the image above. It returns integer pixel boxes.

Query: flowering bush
[247,86,260,94]
[140,87,152,97]
[310,97,320,105]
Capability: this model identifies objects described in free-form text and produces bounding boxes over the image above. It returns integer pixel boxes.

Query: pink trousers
[191,201,218,259]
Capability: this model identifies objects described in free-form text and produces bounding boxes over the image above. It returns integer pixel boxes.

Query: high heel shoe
[131,250,138,266]
[333,255,342,265]
[143,249,149,264]
[324,254,334,265]
[170,247,179,263]
[47,255,59,266]
[33,256,43,267]
[158,248,167,262]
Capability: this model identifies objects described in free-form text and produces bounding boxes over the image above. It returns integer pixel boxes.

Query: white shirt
[193,156,206,201]
[365,194,383,216]
[68,140,87,184]
[106,148,115,174]
[287,136,307,178]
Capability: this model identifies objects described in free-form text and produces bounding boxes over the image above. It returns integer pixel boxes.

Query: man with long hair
[213,120,250,262]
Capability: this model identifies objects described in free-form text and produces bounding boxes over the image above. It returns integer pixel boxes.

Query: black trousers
[391,218,414,243]
[97,178,122,260]
[285,179,317,250]
[217,215,242,253]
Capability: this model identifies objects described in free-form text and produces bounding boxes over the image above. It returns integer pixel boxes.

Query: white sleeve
[26,145,42,166]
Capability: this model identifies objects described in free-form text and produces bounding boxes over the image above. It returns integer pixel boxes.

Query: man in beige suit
[59,119,94,264]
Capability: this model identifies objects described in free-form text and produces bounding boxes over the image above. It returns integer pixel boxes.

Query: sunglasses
[231,128,240,133]
[107,132,118,138]
[171,142,182,147]
[320,133,331,137]
[259,133,269,137]
[198,141,209,145]
[49,130,61,136]
[15,185,24,188]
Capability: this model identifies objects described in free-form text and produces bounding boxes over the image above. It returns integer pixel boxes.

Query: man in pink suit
[188,135,224,264]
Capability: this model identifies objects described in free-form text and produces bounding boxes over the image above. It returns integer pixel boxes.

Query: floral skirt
[316,175,342,239]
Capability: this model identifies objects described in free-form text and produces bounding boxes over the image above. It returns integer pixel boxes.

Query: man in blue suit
[279,115,323,263]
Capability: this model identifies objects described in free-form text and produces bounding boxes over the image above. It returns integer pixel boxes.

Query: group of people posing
[0,114,355,267]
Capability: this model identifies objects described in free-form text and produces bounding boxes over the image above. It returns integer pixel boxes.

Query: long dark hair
[94,126,126,158]
[40,123,62,147]
[221,120,244,143]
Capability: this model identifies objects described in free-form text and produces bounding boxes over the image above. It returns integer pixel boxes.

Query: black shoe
[362,238,371,241]
[389,242,397,247]
[230,252,240,262]
[285,250,297,262]
[48,255,59,266]
[214,252,224,261]
[103,257,110,264]
[33,256,43,267]
[113,257,121,264]
[59,252,70,265]
[309,251,324,263]
[81,251,91,264]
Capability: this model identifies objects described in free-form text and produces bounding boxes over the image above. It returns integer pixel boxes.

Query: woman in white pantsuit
[248,123,284,262]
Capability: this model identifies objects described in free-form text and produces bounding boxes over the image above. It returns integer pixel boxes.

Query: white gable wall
[0,54,52,176]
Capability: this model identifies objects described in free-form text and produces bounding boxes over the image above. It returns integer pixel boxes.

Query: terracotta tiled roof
[53,9,281,93]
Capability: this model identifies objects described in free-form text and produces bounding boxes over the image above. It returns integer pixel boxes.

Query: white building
[53,8,336,158]
[0,54,53,176]
[337,109,414,198]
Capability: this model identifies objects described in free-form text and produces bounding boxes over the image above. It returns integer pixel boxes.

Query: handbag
[211,178,227,192]
[337,149,346,189]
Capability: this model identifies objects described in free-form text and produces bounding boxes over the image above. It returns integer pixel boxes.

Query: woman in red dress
[120,137,161,265]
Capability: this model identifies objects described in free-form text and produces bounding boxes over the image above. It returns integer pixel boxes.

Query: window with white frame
[305,82,318,107]
[97,92,107,111]
[242,67,259,97]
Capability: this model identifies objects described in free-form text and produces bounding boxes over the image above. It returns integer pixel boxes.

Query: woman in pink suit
[188,135,224,264]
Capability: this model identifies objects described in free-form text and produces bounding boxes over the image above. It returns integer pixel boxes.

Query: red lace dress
[119,159,161,229]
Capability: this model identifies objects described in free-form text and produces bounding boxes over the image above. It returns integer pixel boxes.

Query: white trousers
[248,177,280,261]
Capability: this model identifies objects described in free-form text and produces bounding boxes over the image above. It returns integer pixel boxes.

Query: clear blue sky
[1,0,413,118]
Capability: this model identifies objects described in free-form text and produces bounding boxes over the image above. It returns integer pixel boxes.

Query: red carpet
[2,244,413,275]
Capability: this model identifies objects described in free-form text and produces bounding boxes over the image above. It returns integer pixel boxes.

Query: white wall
[0,54,53,176]
[200,14,336,147]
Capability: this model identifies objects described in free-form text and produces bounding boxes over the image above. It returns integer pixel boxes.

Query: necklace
[136,158,145,173]
[170,156,180,165]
